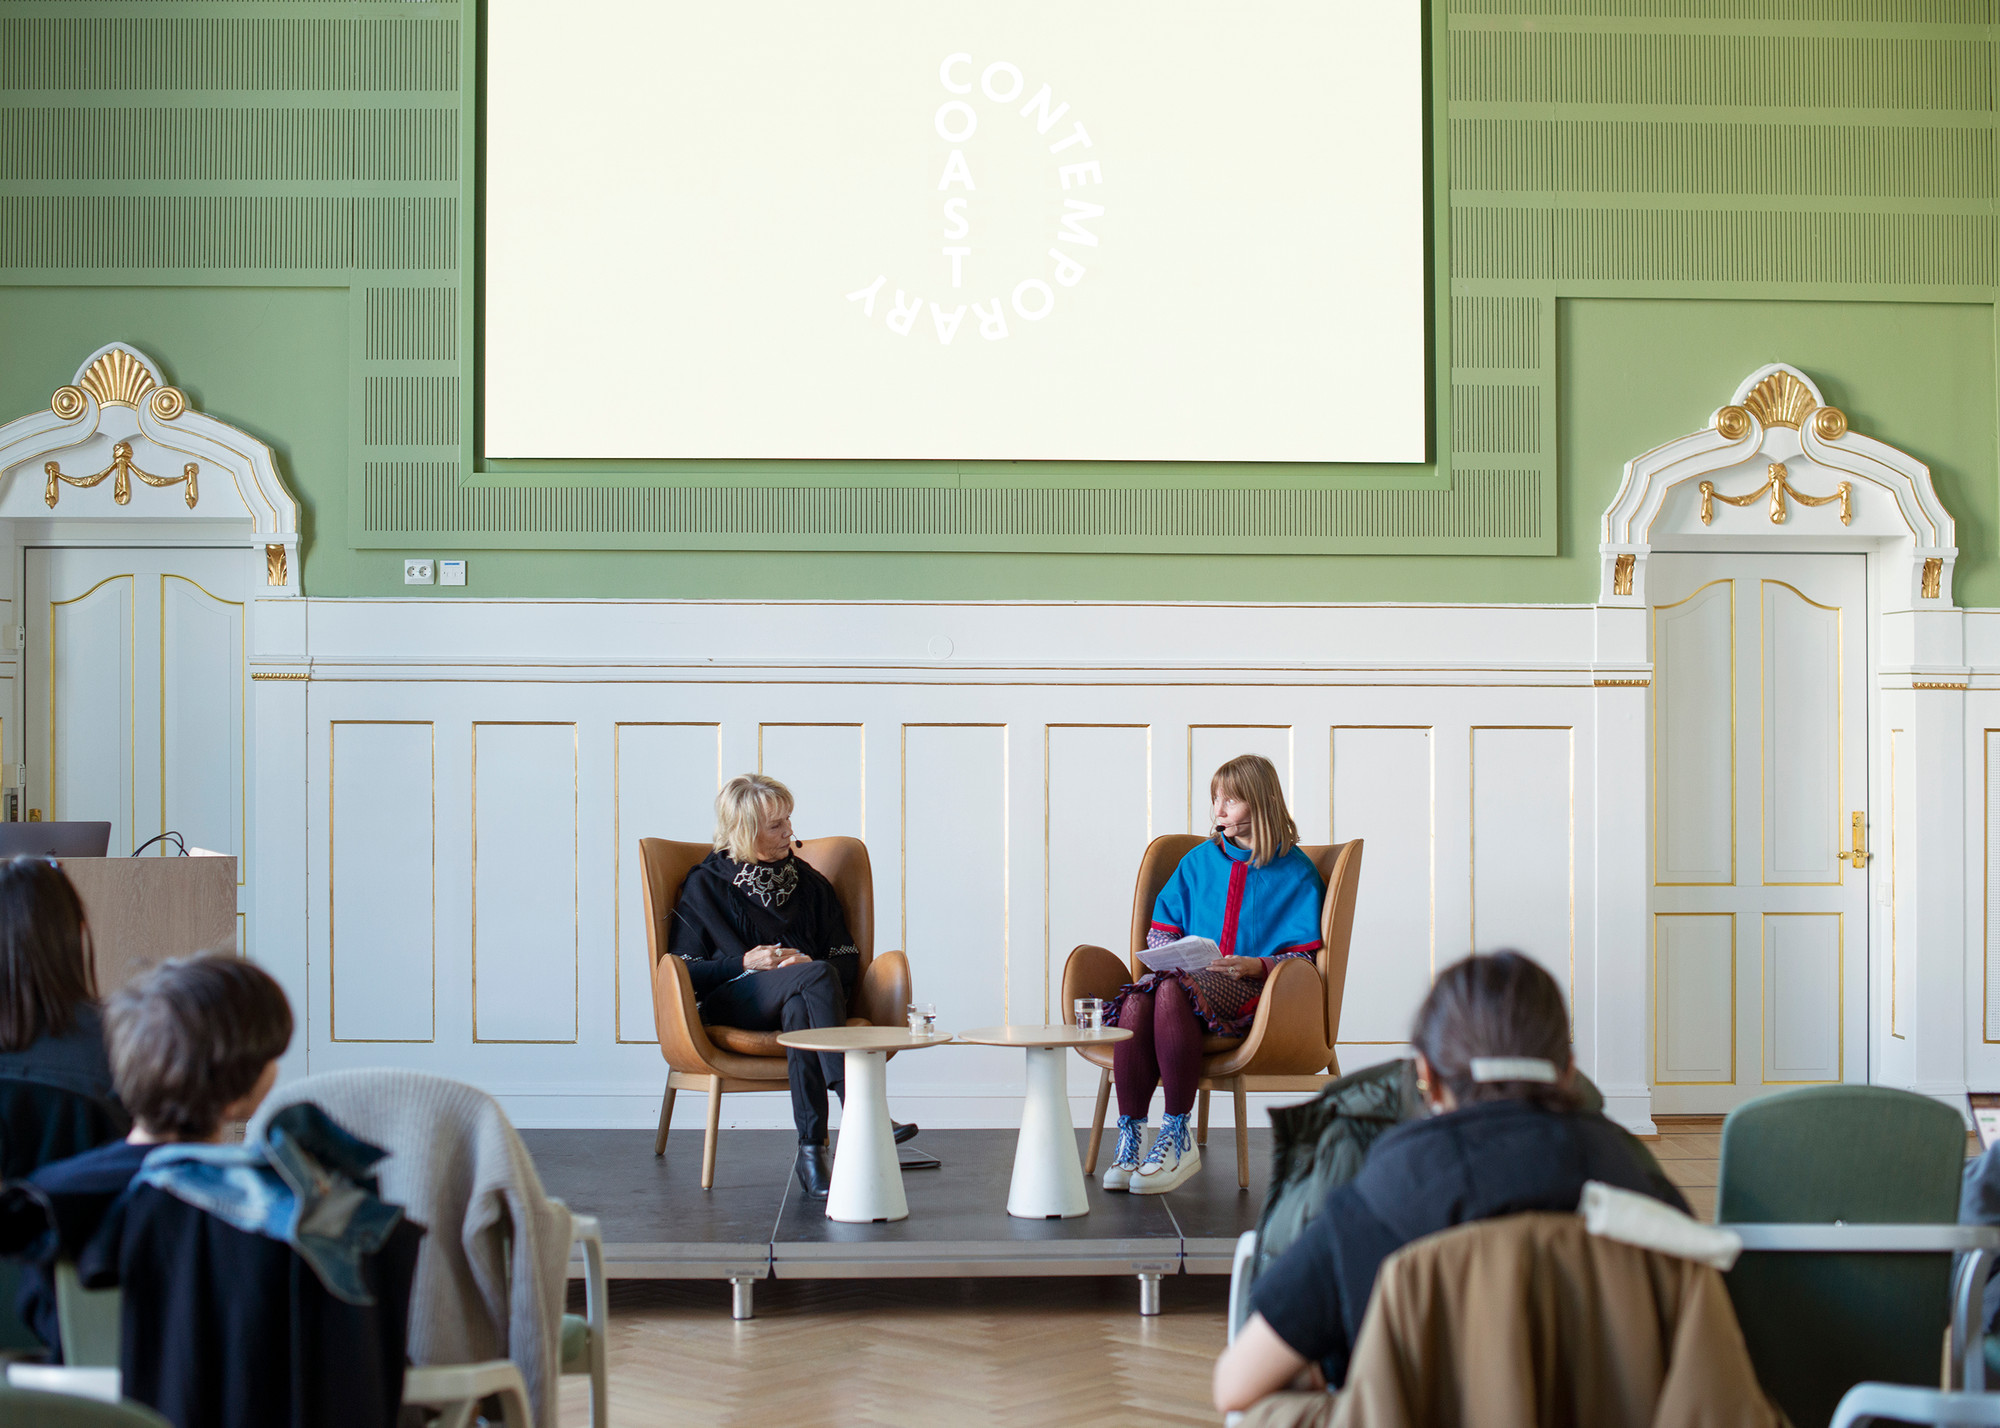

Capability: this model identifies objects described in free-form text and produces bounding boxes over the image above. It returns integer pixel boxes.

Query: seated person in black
[15,952,292,1358]
[1213,951,1689,1412]
[0,856,118,1106]
[667,773,915,1199]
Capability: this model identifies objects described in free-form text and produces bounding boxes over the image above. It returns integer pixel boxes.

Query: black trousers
[699,961,848,1143]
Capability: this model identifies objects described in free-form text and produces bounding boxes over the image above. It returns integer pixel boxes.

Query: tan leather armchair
[641,836,913,1188]
[1060,834,1363,1188]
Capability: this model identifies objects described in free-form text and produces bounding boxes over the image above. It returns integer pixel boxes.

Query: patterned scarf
[731,858,798,909]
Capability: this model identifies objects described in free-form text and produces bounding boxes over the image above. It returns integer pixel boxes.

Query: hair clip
[1470,1056,1558,1084]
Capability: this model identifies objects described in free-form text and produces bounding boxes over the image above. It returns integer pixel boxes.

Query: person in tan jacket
[1233,1212,1787,1428]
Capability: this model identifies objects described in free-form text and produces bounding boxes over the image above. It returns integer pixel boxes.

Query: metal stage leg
[1137,1272,1162,1317]
[730,1276,756,1321]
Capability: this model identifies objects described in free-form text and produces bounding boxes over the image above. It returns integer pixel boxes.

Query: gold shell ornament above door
[0,343,303,595]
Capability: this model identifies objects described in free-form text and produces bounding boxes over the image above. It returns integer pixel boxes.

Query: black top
[80,1184,422,1428]
[666,849,861,1001]
[0,1004,116,1103]
[1250,1098,1691,1386]
[11,1138,153,1357]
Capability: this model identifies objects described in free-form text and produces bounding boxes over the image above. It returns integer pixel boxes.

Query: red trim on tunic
[1218,860,1248,957]
[1150,921,1184,937]
[1272,940,1323,957]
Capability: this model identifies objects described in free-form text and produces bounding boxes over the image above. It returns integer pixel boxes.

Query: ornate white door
[1649,552,1868,1113]
[23,545,248,944]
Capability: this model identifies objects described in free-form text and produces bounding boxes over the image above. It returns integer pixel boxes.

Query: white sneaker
[1100,1117,1148,1192]
[1131,1113,1199,1195]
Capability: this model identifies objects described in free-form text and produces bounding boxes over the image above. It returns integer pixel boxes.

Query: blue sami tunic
[1108,837,1327,1038]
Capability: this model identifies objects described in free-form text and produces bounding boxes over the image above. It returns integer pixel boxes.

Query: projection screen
[485,1,1427,463]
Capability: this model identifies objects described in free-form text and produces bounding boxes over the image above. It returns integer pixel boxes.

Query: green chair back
[0,1383,171,1426]
[1717,1084,1967,1428]
[53,1263,118,1369]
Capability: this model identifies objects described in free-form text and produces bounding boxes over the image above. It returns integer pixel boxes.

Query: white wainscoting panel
[1764,912,1841,1083]
[329,721,434,1042]
[902,724,1009,1087]
[286,600,1637,1128]
[1468,727,1574,995]
[1762,581,1843,886]
[1654,912,1734,1084]
[1988,728,2000,1044]
[761,723,864,841]
[1330,726,1433,1046]
[614,723,720,1044]
[162,575,245,872]
[1187,725,1292,833]
[472,722,579,1043]
[1654,580,1733,886]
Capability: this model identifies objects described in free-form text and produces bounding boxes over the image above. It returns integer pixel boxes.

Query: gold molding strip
[1913,680,1968,691]
[1593,677,1649,688]
[250,671,308,681]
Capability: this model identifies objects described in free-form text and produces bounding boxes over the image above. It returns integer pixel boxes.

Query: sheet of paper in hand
[1138,936,1223,975]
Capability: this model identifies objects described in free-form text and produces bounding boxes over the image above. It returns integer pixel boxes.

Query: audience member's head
[713,772,795,862]
[105,953,292,1142]
[1209,753,1299,867]
[1410,951,1575,1112]
[0,855,95,1053]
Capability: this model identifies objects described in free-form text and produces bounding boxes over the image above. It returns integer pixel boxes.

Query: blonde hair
[714,773,794,862]
[1210,754,1298,868]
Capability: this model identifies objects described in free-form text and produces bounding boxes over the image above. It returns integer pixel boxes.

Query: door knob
[1836,810,1867,869]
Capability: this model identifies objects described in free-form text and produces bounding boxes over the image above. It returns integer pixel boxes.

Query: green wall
[2,3,1996,603]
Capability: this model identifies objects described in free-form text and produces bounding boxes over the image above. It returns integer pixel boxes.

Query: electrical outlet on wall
[404,558,434,585]
[439,559,466,586]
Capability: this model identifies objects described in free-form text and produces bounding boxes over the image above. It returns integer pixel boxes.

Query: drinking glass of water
[1073,997,1106,1030]
[906,1002,939,1038]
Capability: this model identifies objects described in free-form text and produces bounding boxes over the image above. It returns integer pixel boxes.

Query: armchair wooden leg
[654,1084,677,1157]
[1084,1067,1112,1174]
[1233,1082,1250,1189]
[1196,1089,1210,1147]
[701,1076,723,1190]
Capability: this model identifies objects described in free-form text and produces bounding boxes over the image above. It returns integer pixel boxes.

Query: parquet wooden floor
[1647,1114,1722,1222]
[557,1275,1230,1428]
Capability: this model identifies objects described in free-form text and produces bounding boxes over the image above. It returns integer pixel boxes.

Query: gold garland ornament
[44,441,198,510]
[1699,461,1849,527]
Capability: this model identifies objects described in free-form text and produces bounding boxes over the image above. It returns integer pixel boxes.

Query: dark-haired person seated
[0,856,116,1105]
[1212,951,1688,1413]
[13,951,292,1358]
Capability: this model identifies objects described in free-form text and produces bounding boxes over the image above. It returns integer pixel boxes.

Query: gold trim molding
[1699,461,1849,527]
[1612,553,1635,596]
[250,671,309,681]
[1922,557,1943,600]
[1594,677,1650,688]
[1913,680,1968,691]
[1714,374,1849,440]
[265,544,287,587]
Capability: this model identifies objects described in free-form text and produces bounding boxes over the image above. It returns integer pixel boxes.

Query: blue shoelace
[1142,1112,1191,1166]
[1112,1117,1146,1167]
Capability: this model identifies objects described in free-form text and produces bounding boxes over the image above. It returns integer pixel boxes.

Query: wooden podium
[58,856,239,995]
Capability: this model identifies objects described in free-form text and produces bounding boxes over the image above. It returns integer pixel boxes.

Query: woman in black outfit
[1214,951,1688,1411]
[0,856,115,1103]
[667,773,914,1198]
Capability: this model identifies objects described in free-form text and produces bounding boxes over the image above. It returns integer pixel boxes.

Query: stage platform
[525,1127,1271,1317]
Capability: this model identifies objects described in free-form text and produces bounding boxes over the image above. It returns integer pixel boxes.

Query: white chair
[1831,1385,2000,1427]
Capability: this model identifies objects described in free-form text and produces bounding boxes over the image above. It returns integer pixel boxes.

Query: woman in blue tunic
[1103,755,1326,1194]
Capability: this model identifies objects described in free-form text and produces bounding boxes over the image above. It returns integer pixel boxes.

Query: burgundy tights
[1113,978,1202,1118]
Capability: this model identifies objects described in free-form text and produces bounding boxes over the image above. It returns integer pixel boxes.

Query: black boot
[795,1141,833,1199]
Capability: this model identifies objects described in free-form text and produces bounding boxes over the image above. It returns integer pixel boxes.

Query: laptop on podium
[0,822,112,858]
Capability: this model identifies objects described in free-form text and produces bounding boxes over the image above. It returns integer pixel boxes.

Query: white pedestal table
[956,1024,1133,1219]
[775,1025,952,1224]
